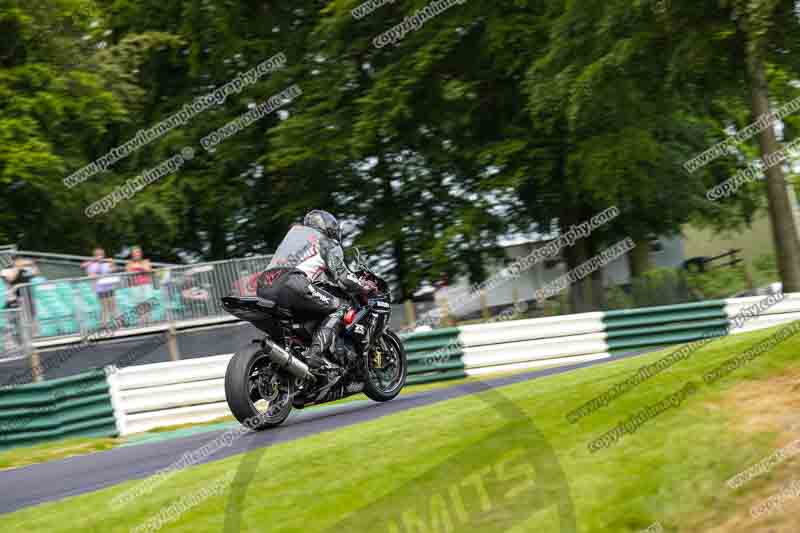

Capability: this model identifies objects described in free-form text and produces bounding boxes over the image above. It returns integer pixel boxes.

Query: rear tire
[225,342,293,430]
[363,330,407,402]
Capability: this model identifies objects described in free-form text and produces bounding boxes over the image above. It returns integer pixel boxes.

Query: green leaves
[3,0,799,298]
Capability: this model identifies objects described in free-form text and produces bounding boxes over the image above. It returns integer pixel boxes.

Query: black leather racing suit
[256,224,373,363]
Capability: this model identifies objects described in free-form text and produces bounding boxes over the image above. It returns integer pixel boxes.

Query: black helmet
[304,210,341,242]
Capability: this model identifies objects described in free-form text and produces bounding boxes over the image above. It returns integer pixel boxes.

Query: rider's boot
[304,306,347,373]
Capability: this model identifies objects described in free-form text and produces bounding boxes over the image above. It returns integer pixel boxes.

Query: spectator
[0,275,7,310]
[82,247,118,326]
[0,274,22,358]
[126,246,153,326]
[1,256,39,310]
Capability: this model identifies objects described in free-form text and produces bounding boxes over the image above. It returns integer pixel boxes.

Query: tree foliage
[2,0,800,302]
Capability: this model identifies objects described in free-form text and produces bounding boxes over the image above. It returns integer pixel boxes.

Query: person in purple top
[82,247,118,325]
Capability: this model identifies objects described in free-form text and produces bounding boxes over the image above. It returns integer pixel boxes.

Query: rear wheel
[363,330,407,402]
[225,342,294,429]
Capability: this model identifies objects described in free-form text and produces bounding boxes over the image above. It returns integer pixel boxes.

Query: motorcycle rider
[256,210,377,372]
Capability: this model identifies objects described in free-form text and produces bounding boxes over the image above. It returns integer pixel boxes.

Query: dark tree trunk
[393,235,410,301]
[380,164,411,300]
[588,236,606,310]
[560,210,592,313]
[746,49,800,292]
[628,238,652,279]
[209,217,227,260]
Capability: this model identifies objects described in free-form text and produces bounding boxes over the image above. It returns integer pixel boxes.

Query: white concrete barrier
[459,311,608,373]
[459,312,605,347]
[115,354,233,390]
[462,332,609,369]
[120,379,226,414]
[124,402,232,435]
[106,294,800,435]
[464,352,611,377]
[110,355,233,435]
[729,312,800,335]
[724,293,800,317]
[725,293,800,334]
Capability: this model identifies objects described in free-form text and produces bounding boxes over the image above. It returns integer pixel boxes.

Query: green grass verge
[1,325,798,532]
[0,365,567,467]
[0,437,117,471]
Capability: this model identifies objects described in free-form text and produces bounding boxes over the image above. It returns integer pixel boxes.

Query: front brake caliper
[372,347,383,369]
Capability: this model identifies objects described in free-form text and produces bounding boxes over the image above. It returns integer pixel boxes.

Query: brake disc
[257,374,280,403]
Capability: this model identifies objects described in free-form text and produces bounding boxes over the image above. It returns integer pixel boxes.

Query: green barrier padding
[0,417,118,450]
[610,344,678,358]
[603,300,730,356]
[603,308,728,330]
[0,394,114,435]
[602,300,727,320]
[0,369,117,451]
[604,318,730,340]
[0,369,109,407]
[399,327,460,342]
[407,350,464,364]
[606,328,728,352]
[406,368,467,385]
[0,386,110,423]
[408,359,466,375]
[400,328,464,384]
[402,337,461,353]
[0,403,114,438]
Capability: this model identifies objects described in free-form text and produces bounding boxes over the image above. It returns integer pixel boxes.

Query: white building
[434,235,685,318]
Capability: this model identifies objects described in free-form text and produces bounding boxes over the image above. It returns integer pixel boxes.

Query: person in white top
[82,247,118,325]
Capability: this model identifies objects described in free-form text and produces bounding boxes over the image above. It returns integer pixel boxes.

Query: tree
[266,0,513,298]
[652,0,800,291]
[519,0,720,310]
[0,0,185,258]
[0,0,128,251]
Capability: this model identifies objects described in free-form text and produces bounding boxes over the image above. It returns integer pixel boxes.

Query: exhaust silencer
[263,339,311,379]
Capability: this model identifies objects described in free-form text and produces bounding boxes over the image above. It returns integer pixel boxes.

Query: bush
[686,265,748,299]
[752,253,779,288]
[605,285,633,310]
[603,268,696,310]
[629,268,693,307]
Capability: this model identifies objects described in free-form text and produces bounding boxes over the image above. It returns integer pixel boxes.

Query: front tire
[363,330,407,402]
[225,342,293,430]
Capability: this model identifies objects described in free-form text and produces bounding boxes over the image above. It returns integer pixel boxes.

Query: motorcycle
[220,249,408,429]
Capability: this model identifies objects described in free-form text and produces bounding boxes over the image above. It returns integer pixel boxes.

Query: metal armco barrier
[0,369,117,450]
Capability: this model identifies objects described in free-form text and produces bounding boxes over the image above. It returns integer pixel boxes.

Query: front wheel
[363,330,407,402]
[225,342,294,430]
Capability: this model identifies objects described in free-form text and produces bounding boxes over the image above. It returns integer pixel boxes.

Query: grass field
[0,367,571,471]
[2,325,800,532]
[0,437,118,471]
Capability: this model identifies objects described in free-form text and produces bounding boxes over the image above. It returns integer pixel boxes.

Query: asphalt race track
[0,351,648,516]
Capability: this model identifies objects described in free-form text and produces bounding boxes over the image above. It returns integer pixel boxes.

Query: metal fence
[12,255,272,341]
[0,308,30,362]
[158,256,272,322]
